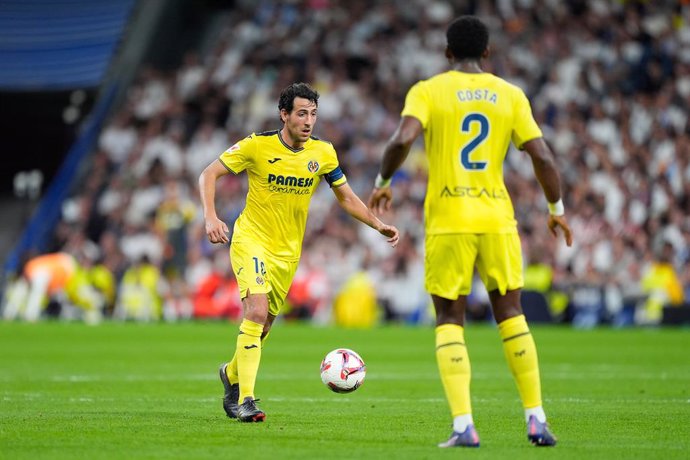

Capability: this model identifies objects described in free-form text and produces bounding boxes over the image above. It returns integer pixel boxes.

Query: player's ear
[445,47,453,62]
[482,46,490,59]
[280,108,288,123]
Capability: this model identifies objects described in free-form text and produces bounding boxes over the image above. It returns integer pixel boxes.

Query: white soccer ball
[320,348,366,393]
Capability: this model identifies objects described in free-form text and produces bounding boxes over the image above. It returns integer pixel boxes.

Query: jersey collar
[278,130,306,152]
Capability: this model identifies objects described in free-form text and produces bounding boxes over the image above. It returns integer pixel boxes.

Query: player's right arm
[198,159,230,244]
[522,138,573,247]
[368,116,423,214]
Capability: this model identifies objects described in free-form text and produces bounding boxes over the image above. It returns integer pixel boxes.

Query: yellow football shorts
[425,233,524,299]
[230,239,299,316]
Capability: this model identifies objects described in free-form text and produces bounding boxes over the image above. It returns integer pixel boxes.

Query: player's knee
[243,293,269,324]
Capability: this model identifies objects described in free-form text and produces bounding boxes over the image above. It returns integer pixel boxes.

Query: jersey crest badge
[307,160,319,174]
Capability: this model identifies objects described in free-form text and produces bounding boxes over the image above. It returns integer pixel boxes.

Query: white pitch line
[2,393,689,405]
[19,371,689,383]
[0,368,687,384]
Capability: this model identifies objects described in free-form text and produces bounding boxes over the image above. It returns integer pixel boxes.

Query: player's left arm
[522,138,573,247]
[331,183,400,248]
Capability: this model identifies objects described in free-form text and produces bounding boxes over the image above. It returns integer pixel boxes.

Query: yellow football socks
[435,323,472,417]
[227,351,239,385]
[226,329,270,387]
[498,314,542,408]
[236,319,263,402]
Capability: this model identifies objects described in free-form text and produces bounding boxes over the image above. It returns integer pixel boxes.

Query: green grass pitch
[1,321,688,459]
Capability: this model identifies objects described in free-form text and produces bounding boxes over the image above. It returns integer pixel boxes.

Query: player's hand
[548,215,573,247]
[368,187,393,215]
[205,217,230,244]
[378,223,400,248]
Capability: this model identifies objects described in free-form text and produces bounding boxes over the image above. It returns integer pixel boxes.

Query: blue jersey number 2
[459,113,489,170]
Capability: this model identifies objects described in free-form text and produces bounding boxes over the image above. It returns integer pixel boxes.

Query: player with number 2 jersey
[402,72,542,234]
[368,16,572,449]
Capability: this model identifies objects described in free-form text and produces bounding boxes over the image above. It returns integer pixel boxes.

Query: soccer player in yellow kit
[199,82,399,422]
[368,16,573,447]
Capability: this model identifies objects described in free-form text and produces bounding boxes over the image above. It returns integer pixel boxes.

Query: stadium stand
[2,0,689,326]
[0,0,135,89]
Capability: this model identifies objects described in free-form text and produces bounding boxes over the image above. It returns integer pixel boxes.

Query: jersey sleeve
[400,81,430,129]
[321,143,347,188]
[218,134,256,173]
[511,88,542,149]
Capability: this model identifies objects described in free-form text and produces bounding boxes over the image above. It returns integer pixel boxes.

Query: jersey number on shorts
[252,257,266,276]
[459,113,489,171]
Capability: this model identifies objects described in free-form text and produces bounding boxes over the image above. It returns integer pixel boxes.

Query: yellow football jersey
[219,130,347,260]
[402,71,542,234]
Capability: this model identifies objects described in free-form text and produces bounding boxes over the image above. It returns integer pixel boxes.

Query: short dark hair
[278,82,319,113]
[446,16,489,60]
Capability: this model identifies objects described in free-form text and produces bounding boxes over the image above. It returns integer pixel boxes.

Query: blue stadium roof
[0,0,134,90]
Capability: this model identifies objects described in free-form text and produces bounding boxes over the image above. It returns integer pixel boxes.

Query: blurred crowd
[3,0,689,326]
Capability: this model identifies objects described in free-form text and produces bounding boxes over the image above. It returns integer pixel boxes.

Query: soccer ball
[320,348,366,393]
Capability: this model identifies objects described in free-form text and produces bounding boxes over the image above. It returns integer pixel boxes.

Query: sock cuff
[498,314,529,339]
[239,319,264,337]
[435,323,464,334]
[435,323,465,348]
